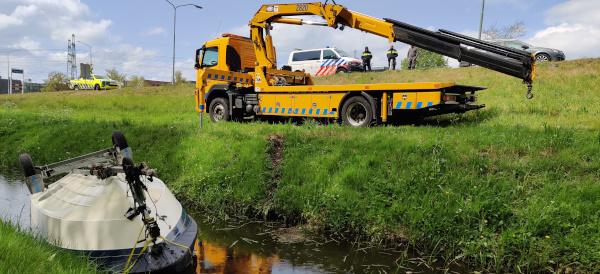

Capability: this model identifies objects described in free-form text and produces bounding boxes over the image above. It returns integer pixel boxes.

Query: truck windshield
[201,47,219,67]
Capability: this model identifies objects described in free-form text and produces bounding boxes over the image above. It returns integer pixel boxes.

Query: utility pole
[77,40,93,68]
[165,1,202,84]
[478,0,486,39]
[7,53,10,95]
[67,34,77,79]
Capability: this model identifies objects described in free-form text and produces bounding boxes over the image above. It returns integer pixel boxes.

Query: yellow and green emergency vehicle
[69,74,120,91]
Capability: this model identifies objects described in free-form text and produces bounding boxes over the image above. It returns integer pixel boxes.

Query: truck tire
[74,85,80,90]
[19,154,36,177]
[209,97,230,123]
[94,84,100,90]
[341,96,373,127]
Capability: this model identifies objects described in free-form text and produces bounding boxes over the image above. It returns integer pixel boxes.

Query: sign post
[11,69,24,94]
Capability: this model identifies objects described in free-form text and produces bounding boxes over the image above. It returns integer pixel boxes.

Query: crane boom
[250,2,535,94]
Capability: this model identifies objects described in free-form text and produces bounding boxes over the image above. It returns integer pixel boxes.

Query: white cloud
[0,4,37,30]
[528,0,600,59]
[142,27,166,37]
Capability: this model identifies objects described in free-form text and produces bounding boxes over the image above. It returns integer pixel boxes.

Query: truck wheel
[19,154,36,177]
[94,84,100,90]
[341,96,373,127]
[209,97,230,123]
[74,85,79,90]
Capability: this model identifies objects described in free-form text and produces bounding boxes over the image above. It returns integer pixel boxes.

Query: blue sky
[1,0,598,82]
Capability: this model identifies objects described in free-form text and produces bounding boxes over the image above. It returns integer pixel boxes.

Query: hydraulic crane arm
[250,2,536,97]
[385,18,535,97]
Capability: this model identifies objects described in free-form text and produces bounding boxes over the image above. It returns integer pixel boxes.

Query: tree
[106,68,126,84]
[41,71,69,92]
[174,70,187,85]
[127,75,146,88]
[401,48,448,70]
[483,21,526,40]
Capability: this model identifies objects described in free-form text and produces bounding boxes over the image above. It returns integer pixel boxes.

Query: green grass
[0,220,102,274]
[1,59,600,272]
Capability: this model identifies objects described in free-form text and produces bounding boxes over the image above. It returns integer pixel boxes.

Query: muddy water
[1,175,458,274]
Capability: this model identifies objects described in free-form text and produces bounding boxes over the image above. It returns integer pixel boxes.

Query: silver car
[490,39,566,62]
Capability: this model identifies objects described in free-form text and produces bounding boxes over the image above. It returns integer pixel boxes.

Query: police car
[288,47,363,76]
[69,74,120,91]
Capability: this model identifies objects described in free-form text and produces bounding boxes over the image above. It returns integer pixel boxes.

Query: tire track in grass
[261,134,285,220]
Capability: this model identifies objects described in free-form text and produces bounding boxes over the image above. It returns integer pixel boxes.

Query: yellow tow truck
[194,2,536,127]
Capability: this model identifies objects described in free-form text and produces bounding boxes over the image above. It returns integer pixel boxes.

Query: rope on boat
[122,225,148,274]
[159,235,191,252]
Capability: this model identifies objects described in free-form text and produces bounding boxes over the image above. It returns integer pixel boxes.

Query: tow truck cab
[195,34,256,73]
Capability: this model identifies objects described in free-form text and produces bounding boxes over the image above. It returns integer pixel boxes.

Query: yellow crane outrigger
[194,2,536,127]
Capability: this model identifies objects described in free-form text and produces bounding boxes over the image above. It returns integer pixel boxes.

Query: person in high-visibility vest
[387,45,399,70]
[361,47,373,72]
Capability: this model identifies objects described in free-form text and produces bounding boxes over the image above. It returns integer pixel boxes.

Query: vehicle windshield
[335,49,351,57]
[201,47,219,67]
[94,75,107,79]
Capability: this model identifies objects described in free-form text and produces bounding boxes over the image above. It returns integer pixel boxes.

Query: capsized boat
[19,131,197,273]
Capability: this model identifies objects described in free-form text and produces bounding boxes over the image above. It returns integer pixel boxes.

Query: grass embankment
[0,220,102,273]
[1,59,599,272]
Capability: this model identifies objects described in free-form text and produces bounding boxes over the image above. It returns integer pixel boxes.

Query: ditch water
[0,174,462,274]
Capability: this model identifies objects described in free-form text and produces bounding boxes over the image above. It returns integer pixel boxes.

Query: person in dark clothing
[361,47,373,72]
[407,45,418,70]
[386,45,399,70]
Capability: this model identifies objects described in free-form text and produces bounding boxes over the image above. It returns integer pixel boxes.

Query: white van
[288,47,363,76]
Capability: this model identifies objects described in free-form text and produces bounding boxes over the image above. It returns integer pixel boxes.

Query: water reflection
[188,218,428,274]
[0,175,30,227]
[196,240,281,274]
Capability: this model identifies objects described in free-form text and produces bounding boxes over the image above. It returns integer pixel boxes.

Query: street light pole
[7,53,10,95]
[165,0,202,85]
[478,0,486,39]
[77,40,93,67]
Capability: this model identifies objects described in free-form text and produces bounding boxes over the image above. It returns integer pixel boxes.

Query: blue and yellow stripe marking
[206,72,253,84]
[260,106,337,117]
[394,101,435,110]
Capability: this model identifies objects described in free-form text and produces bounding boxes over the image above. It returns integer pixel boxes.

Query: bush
[175,70,187,85]
[127,75,146,88]
[106,68,127,85]
[401,48,448,70]
[41,71,69,92]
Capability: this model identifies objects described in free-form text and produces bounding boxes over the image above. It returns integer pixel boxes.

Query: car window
[292,50,321,62]
[505,41,528,49]
[323,49,338,60]
[201,47,219,67]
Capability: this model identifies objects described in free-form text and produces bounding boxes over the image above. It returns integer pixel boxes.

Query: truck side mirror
[522,45,529,50]
[195,48,203,69]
